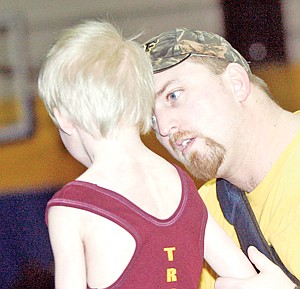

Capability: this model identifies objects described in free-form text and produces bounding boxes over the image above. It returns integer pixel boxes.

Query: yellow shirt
[199,128,300,288]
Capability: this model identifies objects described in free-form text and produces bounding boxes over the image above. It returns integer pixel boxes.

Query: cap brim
[152,53,191,73]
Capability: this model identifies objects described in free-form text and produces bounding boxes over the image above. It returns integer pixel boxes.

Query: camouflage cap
[143,27,251,74]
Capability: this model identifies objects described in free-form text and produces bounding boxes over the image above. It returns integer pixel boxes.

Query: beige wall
[0,0,223,82]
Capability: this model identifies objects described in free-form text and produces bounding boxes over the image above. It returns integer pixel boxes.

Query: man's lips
[183,138,196,155]
[182,139,191,148]
[174,138,195,155]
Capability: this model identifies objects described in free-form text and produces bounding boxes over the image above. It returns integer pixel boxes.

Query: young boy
[38,20,256,289]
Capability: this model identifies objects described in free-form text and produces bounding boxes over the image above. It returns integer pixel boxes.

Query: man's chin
[168,135,225,182]
[183,152,221,182]
[184,163,214,182]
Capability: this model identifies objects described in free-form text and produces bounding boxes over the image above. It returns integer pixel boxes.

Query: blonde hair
[38,20,155,137]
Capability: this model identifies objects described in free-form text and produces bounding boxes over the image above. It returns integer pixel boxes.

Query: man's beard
[171,132,226,182]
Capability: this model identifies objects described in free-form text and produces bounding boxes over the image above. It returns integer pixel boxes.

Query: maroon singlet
[46,165,207,289]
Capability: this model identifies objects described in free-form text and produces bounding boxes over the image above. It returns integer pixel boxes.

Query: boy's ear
[53,108,74,135]
[225,63,251,102]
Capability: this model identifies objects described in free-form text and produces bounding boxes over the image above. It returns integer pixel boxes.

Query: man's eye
[167,90,180,102]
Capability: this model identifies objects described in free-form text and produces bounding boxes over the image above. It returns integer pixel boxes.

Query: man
[143,28,300,289]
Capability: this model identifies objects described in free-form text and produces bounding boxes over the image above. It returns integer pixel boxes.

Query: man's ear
[225,63,251,102]
[53,108,74,135]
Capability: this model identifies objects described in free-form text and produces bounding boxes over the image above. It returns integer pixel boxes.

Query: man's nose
[153,112,179,138]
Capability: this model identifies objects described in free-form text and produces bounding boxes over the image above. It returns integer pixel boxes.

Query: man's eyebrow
[156,80,176,98]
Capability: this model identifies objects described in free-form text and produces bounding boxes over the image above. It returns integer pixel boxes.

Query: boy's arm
[204,212,257,278]
[48,206,87,289]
